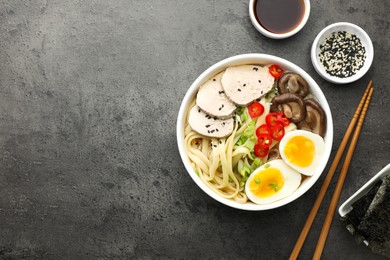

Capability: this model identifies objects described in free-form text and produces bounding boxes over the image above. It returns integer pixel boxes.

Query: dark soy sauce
[254,0,305,34]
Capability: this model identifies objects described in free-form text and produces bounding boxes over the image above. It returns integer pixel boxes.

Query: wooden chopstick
[313,87,374,259]
[289,80,373,260]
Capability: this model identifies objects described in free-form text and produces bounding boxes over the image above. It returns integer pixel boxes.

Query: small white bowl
[339,163,390,217]
[177,54,334,211]
[249,0,310,39]
[311,22,374,84]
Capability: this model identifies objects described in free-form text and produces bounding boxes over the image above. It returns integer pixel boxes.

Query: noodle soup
[177,54,333,210]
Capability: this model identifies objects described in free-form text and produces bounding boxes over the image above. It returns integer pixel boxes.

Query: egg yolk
[284,136,315,167]
[249,168,285,198]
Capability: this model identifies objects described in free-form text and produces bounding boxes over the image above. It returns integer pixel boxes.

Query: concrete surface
[0,0,389,259]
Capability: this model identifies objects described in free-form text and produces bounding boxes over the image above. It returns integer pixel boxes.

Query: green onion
[268,182,280,192]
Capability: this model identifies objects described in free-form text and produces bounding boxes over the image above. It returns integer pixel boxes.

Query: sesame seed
[318,31,366,78]
[205,124,210,128]
[237,89,241,92]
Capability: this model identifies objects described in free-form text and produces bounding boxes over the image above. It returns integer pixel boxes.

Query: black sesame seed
[213,144,217,147]
[253,67,258,71]
[237,89,241,92]
[213,79,216,81]
[318,31,365,78]
[216,129,219,132]
[211,130,215,133]
[243,83,246,87]
[221,104,224,108]
[258,80,261,83]
[205,124,210,128]
[198,109,201,113]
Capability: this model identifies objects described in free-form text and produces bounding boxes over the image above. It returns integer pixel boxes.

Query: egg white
[279,130,325,176]
[245,159,301,205]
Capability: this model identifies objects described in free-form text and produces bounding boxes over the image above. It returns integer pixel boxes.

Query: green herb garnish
[268,182,280,192]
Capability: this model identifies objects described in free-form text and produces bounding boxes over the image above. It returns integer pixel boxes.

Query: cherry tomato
[270,124,285,141]
[254,144,269,157]
[256,124,270,137]
[266,112,280,127]
[257,133,273,148]
[277,112,290,126]
[248,102,265,118]
[269,64,284,79]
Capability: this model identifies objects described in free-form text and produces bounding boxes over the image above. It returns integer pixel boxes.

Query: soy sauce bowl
[249,0,311,39]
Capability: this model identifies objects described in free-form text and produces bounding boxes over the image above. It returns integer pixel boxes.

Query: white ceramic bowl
[311,22,374,84]
[249,0,310,39]
[177,54,333,211]
[339,163,390,217]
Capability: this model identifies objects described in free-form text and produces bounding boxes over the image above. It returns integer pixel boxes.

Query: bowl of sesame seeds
[311,22,374,84]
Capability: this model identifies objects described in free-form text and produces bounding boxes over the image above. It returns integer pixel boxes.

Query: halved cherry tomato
[257,133,273,148]
[270,124,285,141]
[256,124,270,137]
[248,102,264,118]
[269,64,284,79]
[254,144,269,157]
[265,112,280,127]
[277,112,290,126]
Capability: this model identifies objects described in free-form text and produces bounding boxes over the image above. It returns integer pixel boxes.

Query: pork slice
[221,65,275,106]
[188,105,234,138]
[196,72,236,118]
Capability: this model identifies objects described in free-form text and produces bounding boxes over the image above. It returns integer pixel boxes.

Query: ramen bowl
[177,54,333,210]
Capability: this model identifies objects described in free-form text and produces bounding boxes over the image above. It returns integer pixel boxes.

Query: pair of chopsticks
[289,81,374,260]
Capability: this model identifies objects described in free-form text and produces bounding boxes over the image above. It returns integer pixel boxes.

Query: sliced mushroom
[297,99,327,137]
[268,147,281,161]
[270,93,306,123]
[277,72,309,98]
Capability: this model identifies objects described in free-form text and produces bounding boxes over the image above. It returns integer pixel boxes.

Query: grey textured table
[0,0,389,259]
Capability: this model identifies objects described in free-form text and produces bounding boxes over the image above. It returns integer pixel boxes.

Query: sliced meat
[188,105,234,138]
[221,65,275,106]
[196,72,236,118]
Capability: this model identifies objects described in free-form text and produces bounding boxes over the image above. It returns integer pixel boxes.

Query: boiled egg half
[245,159,301,205]
[279,130,325,176]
